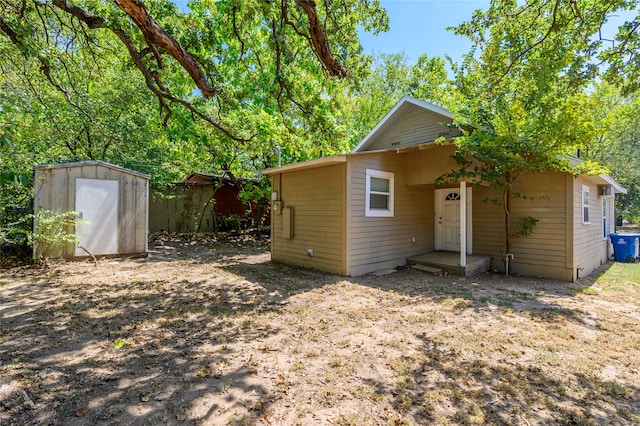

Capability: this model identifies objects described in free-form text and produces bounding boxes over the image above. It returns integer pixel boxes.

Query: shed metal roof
[34,160,150,179]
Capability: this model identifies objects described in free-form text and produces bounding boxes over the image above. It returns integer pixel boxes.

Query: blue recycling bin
[609,233,640,263]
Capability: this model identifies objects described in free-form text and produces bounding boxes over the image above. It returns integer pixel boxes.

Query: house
[149,173,268,233]
[261,96,625,282]
[33,160,149,259]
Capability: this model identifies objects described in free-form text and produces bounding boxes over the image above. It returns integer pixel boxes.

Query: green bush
[30,210,81,260]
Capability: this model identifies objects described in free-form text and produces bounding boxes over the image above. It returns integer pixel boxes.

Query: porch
[407,252,491,277]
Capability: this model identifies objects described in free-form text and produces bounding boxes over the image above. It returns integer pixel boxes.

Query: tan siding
[271,164,346,275]
[402,145,460,185]
[348,152,434,275]
[370,107,458,151]
[572,176,609,278]
[472,172,573,281]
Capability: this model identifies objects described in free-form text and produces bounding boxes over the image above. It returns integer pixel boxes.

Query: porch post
[460,181,467,267]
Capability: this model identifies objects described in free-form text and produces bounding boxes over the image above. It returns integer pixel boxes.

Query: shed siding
[34,162,148,259]
[472,172,573,281]
[271,164,346,274]
[572,176,609,279]
[348,152,433,276]
[368,107,458,151]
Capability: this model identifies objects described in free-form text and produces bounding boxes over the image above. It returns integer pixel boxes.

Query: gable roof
[351,96,456,153]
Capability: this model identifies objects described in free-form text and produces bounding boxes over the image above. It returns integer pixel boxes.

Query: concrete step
[411,264,443,275]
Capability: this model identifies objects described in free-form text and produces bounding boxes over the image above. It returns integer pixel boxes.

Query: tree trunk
[196,188,218,233]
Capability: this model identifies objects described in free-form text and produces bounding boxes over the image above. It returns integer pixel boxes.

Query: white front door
[75,178,118,256]
[435,188,472,253]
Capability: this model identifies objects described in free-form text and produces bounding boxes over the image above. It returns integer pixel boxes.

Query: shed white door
[435,188,473,253]
[75,178,118,256]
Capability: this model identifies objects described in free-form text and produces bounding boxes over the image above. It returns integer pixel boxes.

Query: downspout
[460,181,467,267]
[505,253,514,276]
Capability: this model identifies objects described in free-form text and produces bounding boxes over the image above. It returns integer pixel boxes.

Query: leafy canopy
[441,0,634,253]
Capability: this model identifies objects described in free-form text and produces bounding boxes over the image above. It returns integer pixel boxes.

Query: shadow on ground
[1,233,638,424]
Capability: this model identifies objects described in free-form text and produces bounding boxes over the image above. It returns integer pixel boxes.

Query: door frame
[435,187,473,254]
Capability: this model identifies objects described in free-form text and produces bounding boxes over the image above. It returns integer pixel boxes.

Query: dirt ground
[1,232,639,425]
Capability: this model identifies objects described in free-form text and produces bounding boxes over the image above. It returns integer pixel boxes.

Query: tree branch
[294,0,347,78]
[113,0,217,98]
[47,0,252,141]
[0,17,21,44]
[110,28,251,142]
[496,0,561,83]
[51,0,104,29]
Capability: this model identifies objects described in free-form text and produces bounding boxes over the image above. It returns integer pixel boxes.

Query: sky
[358,0,639,65]
[358,0,488,65]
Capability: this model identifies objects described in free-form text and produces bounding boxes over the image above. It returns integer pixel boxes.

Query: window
[365,169,394,217]
[602,198,610,239]
[582,185,590,224]
[445,192,460,201]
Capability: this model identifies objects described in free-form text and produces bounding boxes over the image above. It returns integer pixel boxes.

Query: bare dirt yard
[1,232,639,425]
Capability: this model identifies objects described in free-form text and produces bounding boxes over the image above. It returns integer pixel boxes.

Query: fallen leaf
[196,366,212,378]
[76,410,86,417]
[113,339,127,349]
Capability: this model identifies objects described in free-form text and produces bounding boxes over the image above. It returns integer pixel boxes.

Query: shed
[33,160,149,259]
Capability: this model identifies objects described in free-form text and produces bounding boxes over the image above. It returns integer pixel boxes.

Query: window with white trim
[602,197,610,238]
[582,185,590,224]
[365,169,394,217]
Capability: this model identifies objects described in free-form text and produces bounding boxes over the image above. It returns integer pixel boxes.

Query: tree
[0,31,197,187]
[443,0,604,257]
[454,0,640,93]
[0,0,389,145]
[583,83,640,222]
[1,0,395,229]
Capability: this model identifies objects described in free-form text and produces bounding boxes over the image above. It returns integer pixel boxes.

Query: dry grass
[1,232,639,425]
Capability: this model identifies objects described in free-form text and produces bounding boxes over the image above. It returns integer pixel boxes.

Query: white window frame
[582,185,591,224]
[365,169,394,217]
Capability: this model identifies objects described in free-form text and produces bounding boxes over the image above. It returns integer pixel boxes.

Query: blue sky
[359,0,639,65]
[358,0,488,65]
